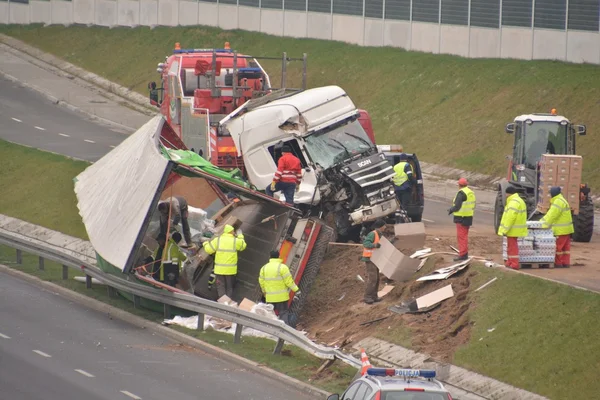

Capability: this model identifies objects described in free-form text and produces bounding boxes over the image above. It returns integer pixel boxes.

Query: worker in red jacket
[266,145,302,205]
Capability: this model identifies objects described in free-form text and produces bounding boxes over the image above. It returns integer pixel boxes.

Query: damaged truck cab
[219,86,398,238]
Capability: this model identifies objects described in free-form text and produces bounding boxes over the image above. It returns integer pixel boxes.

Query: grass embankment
[2,24,600,188]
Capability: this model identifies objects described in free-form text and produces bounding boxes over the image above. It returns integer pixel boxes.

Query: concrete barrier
[500,27,533,60]
[9,3,30,24]
[306,12,331,40]
[237,5,260,32]
[384,20,410,48]
[197,2,218,27]
[440,25,469,57]
[117,0,140,26]
[332,14,363,45]
[532,28,566,61]
[260,8,284,36]
[52,0,74,25]
[95,0,118,26]
[31,1,52,24]
[283,10,306,38]
[217,4,238,30]
[567,31,600,64]
[412,21,440,53]
[74,0,94,24]
[469,27,500,58]
[178,0,198,26]
[140,0,158,26]
[363,18,383,47]
[158,0,179,26]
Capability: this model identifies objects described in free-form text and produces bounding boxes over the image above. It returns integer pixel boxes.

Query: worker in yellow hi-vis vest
[259,250,300,327]
[203,225,247,299]
[447,178,476,261]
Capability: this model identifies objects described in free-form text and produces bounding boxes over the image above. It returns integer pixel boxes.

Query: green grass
[0,139,88,239]
[3,24,600,189]
[0,244,356,393]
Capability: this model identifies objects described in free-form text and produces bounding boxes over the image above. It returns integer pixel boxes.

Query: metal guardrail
[0,226,361,369]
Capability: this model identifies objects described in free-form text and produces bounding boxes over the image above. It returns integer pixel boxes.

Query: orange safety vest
[362,231,380,258]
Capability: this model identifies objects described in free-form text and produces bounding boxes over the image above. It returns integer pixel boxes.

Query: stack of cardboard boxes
[502,221,555,264]
[538,154,582,214]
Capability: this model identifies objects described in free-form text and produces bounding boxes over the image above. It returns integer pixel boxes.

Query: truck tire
[290,223,335,323]
[494,190,503,234]
[573,198,594,243]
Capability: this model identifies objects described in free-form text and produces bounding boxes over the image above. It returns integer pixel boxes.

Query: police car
[327,368,454,400]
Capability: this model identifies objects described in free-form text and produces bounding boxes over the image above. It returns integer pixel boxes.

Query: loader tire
[290,222,335,323]
[494,190,503,234]
[573,198,594,243]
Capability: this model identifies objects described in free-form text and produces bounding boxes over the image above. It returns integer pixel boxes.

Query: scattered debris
[475,277,498,292]
[329,242,362,247]
[388,304,411,315]
[450,245,459,254]
[415,284,454,310]
[416,258,471,281]
[487,327,496,332]
[239,298,257,312]
[360,316,390,326]
[357,275,365,283]
[416,259,427,272]
[371,237,421,282]
[410,248,432,258]
[338,293,346,301]
[393,222,426,249]
[377,285,395,298]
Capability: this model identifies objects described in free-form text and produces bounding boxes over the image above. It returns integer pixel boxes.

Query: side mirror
[327,395,340,400]
[575,124,587,136]
[505,123,515,134]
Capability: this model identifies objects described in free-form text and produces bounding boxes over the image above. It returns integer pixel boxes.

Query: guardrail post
[197,313,204,331]
[85,275,92,289]
[164,304,172,319]
[62,265,68,280]
[16,249,22,264]
[273,338,285,355]
[107,286,117,298]
[38,256,44,271]
[133,294,141,309]
[234,324,243,343]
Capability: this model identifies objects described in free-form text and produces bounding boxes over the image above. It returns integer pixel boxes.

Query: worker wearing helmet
[360,219,386,305]
[203,225,247,299]
[258,250,300,327]
[392,153,415,212]
[540,186,574,268]
[497,186,528,270]
[447,178,476,261]
[266,145,302,205]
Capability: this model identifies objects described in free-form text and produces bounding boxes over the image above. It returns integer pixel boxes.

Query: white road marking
[34,126,45,131]
[422,218,435,223]
[75,369,95,378]
[59,133,70,137]
[11,117,22,122]
[84,139,96,143]
[0,333,11,339]
[120,390,142,399]
[109,145,116,148]
[33,350,52,358]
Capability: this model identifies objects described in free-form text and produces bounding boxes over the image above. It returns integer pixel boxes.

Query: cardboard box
[371,236,421,282]
[393,222,426,250]
[567,183,580,195]
[570,156,583,174]
[556,174,569,186]
[541,154,559,167]
[539,169,557,185]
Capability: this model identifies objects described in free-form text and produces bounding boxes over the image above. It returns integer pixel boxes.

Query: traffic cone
[360,348,372,376]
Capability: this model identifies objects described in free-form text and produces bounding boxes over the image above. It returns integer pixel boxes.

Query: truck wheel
[494,190,503,234]
[290,223,335,322]
[573,198,594,243]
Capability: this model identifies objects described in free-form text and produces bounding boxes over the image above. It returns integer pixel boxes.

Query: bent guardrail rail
[0,219,361,369]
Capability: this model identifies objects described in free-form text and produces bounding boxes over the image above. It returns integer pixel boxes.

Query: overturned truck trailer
[74,115,333,318]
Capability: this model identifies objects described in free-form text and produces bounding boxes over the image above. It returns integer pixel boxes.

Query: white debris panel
[74,116,171,272]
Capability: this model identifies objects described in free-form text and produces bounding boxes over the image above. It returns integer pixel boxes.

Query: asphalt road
[0,273,314,400]
[0,75,128,162]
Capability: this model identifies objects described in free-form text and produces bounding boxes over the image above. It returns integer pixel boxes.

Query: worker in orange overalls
[266,145,302,205]
[360,219,386,305]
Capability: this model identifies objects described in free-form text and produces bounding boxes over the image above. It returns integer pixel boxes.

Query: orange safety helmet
[458,177,468,186]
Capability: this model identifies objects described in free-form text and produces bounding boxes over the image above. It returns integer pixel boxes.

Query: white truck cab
[219,86,398,238]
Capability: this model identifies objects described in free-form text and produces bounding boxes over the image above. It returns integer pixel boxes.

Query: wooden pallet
[519,262,555,269]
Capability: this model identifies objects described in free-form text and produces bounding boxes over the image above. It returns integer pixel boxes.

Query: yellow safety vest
[498,193,528,237]
[541,194,574,236]
[258,258,299,303]
[453,187,476,217]
[392,161,412,187]
[153,239,187,281]
[203,232,247,275]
